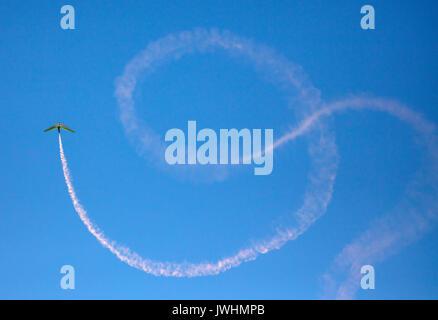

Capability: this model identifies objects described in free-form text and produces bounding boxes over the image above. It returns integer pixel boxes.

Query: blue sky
[0,1,437,299]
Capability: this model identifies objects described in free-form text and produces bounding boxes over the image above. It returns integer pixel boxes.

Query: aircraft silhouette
[44,123,75,133]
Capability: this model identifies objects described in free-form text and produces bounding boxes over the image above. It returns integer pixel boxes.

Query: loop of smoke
[59,29,438,298]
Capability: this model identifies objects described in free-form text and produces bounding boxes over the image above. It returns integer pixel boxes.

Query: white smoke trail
[318,99,438,299]
[58,121,335,276]
[59,96,438,280]
[58,29,438,292]
[271,97,438,299]
[59,31,336,277]
[114,28,324,182]
[59,134,141,267]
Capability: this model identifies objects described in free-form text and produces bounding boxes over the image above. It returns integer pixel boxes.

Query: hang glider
[44,123,75,133]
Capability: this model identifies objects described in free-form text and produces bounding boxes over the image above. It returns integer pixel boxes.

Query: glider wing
[60,124,75,133]
[44,125,58,132]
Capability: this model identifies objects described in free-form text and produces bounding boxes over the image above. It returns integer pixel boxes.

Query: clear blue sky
[0,1,437,299]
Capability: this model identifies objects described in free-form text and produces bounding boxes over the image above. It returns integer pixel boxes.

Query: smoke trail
[59,29,335,277]
[114,28,324,182]
[59,134,138,266]
[271,97,438,299]
[59,96,438,280]
[57,29,437,291]
[318,99,438,299]
[58,122,335,276]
